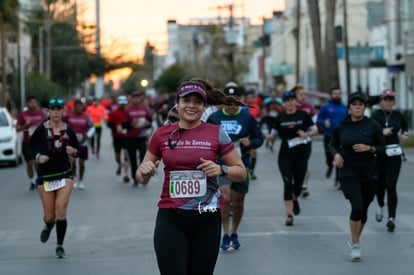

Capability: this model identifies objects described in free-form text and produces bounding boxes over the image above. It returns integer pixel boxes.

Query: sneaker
[293,200,300,215]
[78,181,85,190]
[230,233,240,250]
[132,181,138,187]
[375,207,384,222]
[386,218,395,232]
[29,183,36,191]
[285,215,294,226]
[73,181,79,189]
[348,241,361,261]
[55,246,66,259]
[220,234,233,252]
[40,228,51,243]
[334,181,341,190]
[301,187,309,198]
[251,174,257,180]
[123,176,130,183]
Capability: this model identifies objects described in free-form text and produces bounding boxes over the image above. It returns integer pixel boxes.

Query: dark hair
[290,85,304,93]
[329,87,340,95]
[26,96,36,102]
[180,78,245,106]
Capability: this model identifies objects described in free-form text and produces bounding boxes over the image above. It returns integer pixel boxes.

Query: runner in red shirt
[108,95,130,183]
[16,96,47,190]
[64,100,94,189]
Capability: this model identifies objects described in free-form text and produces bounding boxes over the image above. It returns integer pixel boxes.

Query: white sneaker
[73,181,79,189]
[375,207,384,222]
[348,241,361,261]
[78,181,85,190]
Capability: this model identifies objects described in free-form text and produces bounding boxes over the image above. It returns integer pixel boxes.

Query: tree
[0,0,19,107]
[307,0,339,93]
[153,64,188,94]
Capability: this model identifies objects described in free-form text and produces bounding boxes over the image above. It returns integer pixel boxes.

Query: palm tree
[0,0,20,107]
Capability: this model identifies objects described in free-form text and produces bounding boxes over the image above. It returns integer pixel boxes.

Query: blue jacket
[317,100,348,137]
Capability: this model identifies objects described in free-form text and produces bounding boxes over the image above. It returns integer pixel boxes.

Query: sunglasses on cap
[282,91,296,101]
[381,90,395,98]
[49,98,64,105]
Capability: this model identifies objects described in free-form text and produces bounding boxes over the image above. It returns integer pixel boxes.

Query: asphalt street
[1,128,413,275]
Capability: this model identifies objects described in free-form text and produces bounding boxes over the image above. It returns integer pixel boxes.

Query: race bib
[287,137,307,148]
[44,179,66,192]
[169,170,207,198]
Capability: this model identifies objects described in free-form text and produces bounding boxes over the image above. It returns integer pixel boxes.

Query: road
[1,128,413,275]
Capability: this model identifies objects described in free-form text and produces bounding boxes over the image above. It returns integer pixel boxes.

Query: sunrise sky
[79,0,285,60]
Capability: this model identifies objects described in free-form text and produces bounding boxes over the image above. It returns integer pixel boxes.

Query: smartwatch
[220,165,228,177]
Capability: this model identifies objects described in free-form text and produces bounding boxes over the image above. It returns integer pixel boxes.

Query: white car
[0,107,22,166]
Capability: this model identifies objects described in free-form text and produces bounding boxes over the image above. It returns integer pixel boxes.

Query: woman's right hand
[333,153,344,168]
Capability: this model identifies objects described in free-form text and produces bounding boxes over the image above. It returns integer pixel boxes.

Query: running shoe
[73,181,79,189]
[230,233,240,250]
[220,234,232,252]
[29,183,36,191]
[375,207,384,222]
[78,181,85,190]
[133,181,138,187]
[386,218,395,232]
[301,187,309,198]
[251,174,257,180]
[334,181,341,190]
[55,246,66,259]
[40,228,51,243]
[123,176,130,183]
[285,214,294,226]
[348,241,361,261]
[293,200,300,215]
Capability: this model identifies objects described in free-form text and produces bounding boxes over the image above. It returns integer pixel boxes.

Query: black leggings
[125,137,147,180]
[278,150,308,200]
[376,155,402,219]
[323,136,339,182]
[90,126,102,153]
[341,179,376,223]
[154,208,221,275]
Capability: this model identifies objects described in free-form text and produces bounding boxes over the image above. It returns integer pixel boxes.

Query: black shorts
[78,146,88,160]
[22,142,35,162]
[218,173,249,194]
[113,137,127,153]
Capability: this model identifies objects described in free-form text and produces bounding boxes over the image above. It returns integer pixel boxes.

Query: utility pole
[343,0,351,96]
[295,0,301,84]
[229,4,236,81]
[94,0,104,98]
[262,16,266,90]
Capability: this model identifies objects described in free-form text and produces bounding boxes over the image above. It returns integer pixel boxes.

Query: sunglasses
[168,128,185,149]
[283,91,296,101]
[49,98,63,105]
[381,90,395,97]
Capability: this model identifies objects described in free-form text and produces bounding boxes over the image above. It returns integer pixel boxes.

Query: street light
[140,79,148,88]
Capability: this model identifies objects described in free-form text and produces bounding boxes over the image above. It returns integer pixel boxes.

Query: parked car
[0,107,22,167]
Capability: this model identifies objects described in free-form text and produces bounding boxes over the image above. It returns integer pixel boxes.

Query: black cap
[48,98,64,108]
[347,92,367,106]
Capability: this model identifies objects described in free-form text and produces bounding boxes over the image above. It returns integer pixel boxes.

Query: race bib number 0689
[169,170,207,198]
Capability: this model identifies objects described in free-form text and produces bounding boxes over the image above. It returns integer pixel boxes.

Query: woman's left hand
[197,158,222,177]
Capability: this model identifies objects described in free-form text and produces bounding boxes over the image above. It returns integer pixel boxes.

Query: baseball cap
[176,81,207,102]
[347,92,367,106]
[380,89,395,98]
[117,95,128,104]
[48,98,64,108]
[131,91,143,97]
[223,82,241,97]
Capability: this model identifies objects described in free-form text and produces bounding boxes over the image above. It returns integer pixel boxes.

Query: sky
[79,0,285,60]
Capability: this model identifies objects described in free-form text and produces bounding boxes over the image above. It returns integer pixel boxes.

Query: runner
[16,96,46,190]
[210,82,264,251]
[329,92,385,261]
[292,85,315,197]
[135,79,246,275]
[123,91,153,186]
[86,98,108,158]
[108,95,131,183]
[64,99,95,190]
[266,91,318,226]
[370,89,409,232]
[28,98,79,258]
[317,87,348,190]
